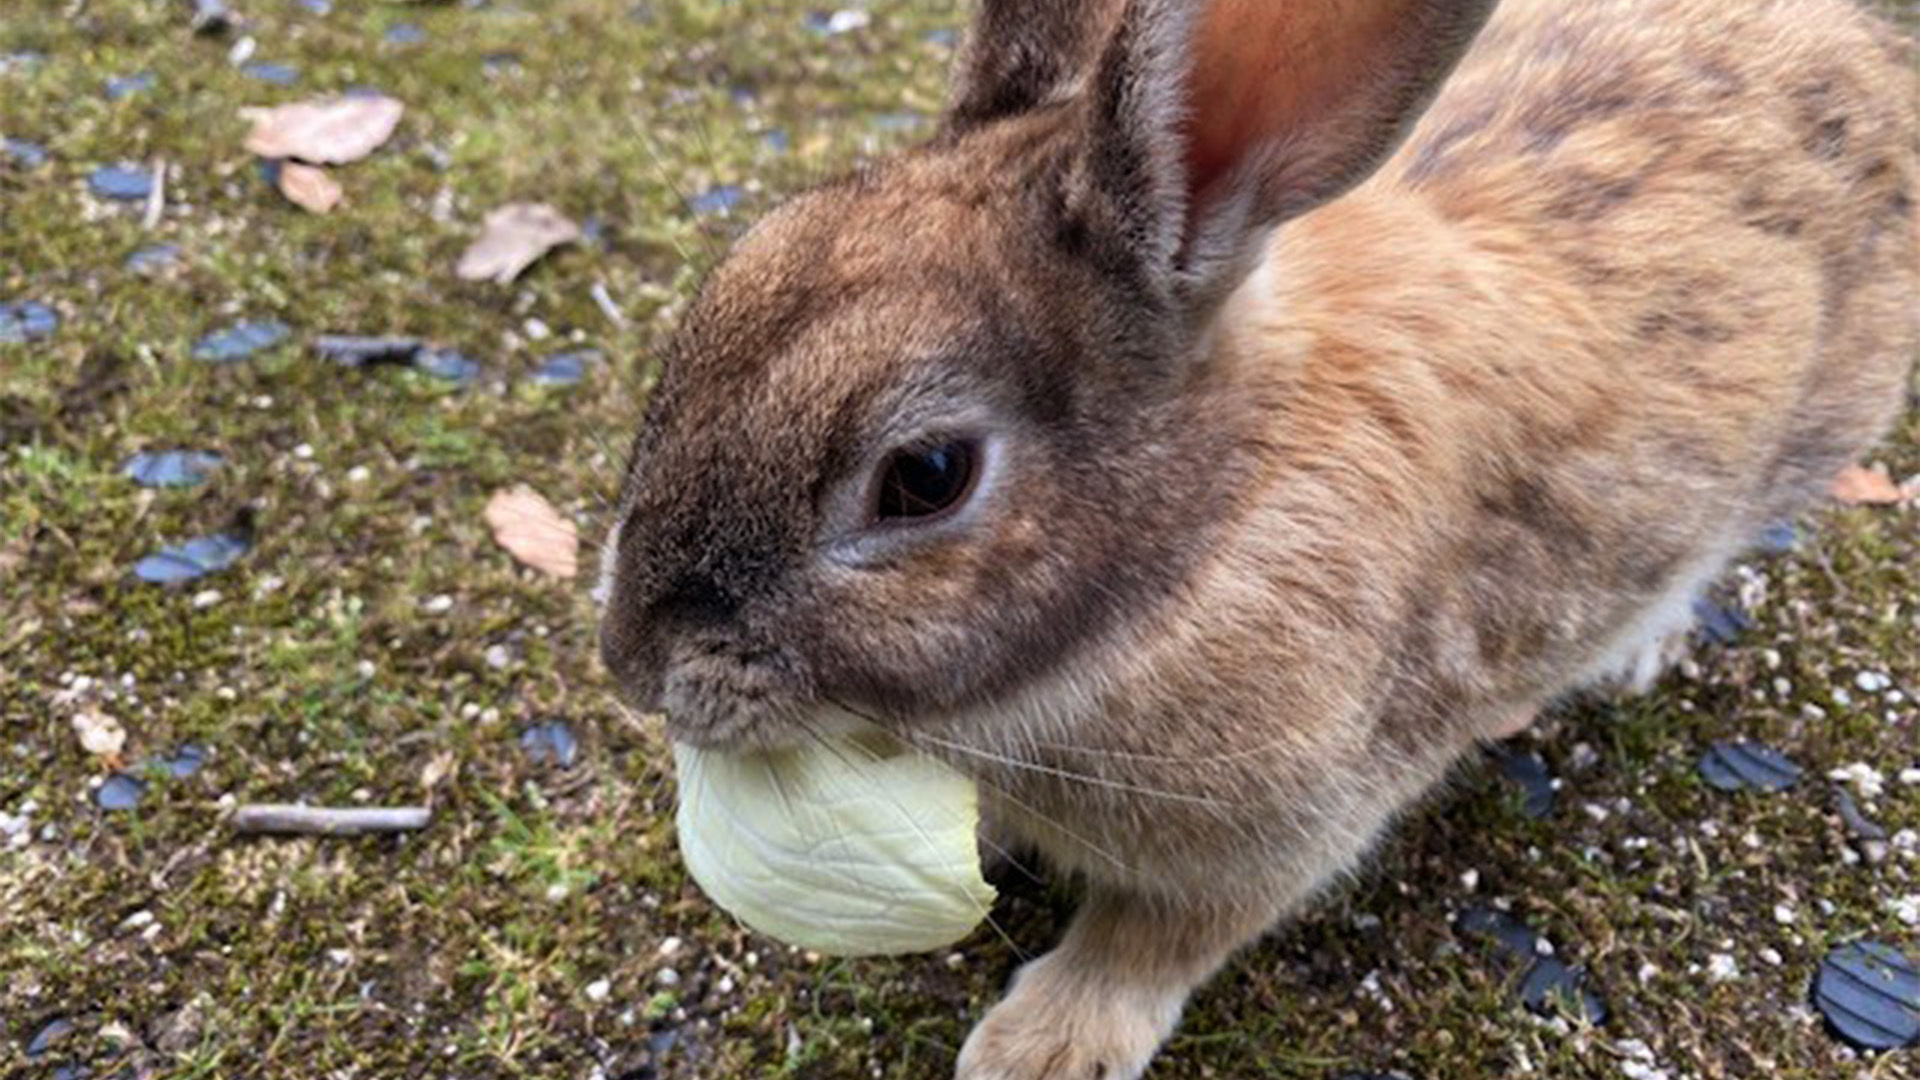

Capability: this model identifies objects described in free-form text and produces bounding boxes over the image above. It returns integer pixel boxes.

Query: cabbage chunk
[673,730,996,957]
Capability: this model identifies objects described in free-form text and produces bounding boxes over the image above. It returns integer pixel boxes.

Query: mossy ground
[2,1,1916,1077]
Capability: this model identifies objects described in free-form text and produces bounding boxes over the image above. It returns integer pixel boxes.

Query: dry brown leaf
[73,710,127,760]
[484,486,579,579]
[242,94,405,164]
[456,203,582,285]
[277,161,342,214]
[1831,464,1908,505]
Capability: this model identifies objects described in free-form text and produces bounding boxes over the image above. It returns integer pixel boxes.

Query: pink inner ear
[1184,0,1409,204]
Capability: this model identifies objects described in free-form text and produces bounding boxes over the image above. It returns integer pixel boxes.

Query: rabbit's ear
[946,0,1127,129]
[1074,0,1498,311]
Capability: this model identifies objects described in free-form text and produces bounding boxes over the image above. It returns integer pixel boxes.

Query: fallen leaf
[457,203,581,284]
[277,161,342,213]
[73,710,127,760]
[242,94,405,164]
[1831,464,1907,505]
[483,486,578,579]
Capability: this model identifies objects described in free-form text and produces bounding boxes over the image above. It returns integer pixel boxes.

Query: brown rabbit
[599,0,1919,1075]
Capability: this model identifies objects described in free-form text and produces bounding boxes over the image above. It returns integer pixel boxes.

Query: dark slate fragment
[1698,740,1801,793]
[126,243,182,273]
[520,721,578,768]
[242,62,300,85]
[1691,595,1753,645]
[0,300,59,344]
[26,1017,73,1057]
[51,1063,90,1080]
[90,164,154,201]
[1836,787,1888,841]
[190,0,236,34]
[923,27,958,47]
[192,319,289,363]
[688,184,743,217]
[97,772,146,811]
[1757,520,1799,554]
[154,743,207,779]
[529,349,598,387]
[480,51,522,74]
[123,449,223,489]
[1458,905,1540,960]
[384,22,425,44]
[1520,957,1608,1024]
[105,72,156,100]
[3,137,48,169]
[1813,941,1918,1051]
[413,347,480,384]
[313,334,421,367]
[760,128,790,154]
[133,532,250,584]
[1494,747,1556,819]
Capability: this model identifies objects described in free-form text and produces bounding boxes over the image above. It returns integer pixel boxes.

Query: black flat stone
[313,335,422,367]
[1519,956,1608,1024]
[133,532,251,584]
[192,319,290,363]
[0,300,59,343]
[123,449,222,488]
[1698,740,1801,793]
[1494,747,1556,819]
[1813,941,1918,1051]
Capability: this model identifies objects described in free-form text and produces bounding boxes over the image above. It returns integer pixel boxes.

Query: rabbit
[598,0,1919,1075]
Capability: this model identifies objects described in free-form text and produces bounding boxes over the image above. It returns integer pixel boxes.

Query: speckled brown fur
[600,1,1919,1076]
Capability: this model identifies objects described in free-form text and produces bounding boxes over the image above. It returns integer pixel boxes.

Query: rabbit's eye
[874,439,978,522]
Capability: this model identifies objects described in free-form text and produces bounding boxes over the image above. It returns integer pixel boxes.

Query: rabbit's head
[599,0,1496,748]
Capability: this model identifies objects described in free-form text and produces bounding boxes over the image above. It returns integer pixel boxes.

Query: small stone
[413,347,480,384]
[26,1017,74,1057]
[585,978,612,1002]
[3,138,49,169]
[0,300,60,343]
[688,184,744,217]
[519,721,578,768]
[1811,941,1918,1051]
[657,936,682,958]
[192,319,290,363]
[530,349,599,387]
[1828,762,1886,800]
[125,243,182,273]
[90,164,155,200]
[422,594,454,615]
[1773,904,1797,925]
[384,22,425,45]
[96,772,146,811]
[1760,948,1784,967]
[122,445,223,488]
[1836,786,1888,841]
[242,62,300,85]
[1698,741,1801,793]
[1706,953,1740,983]
[655,967,680,987]
[134,531,251,584]
[1494,747,1556,819]
[105,72,156,100]
[1855,671,1893,694]
[314,334,422,367]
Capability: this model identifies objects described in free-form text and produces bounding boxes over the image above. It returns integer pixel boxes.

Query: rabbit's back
[1224,0,1919,714]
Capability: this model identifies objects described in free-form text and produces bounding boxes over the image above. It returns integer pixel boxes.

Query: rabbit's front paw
[955,956,1176,1080]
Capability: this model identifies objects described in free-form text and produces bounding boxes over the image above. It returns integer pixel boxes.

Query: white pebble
[1890,895,1920,926]
[1759,947,1784,967]
[656,936,682,958]
[1705,953,1739,983]
[191,589,223,609]
[1898,768,1920,787]
[1828,762,1886,800]
[293,443,314,460]
[346,465,371,484]
[1854,671,1892,694]
[422,594,454,615]
[1772,904,1797,926]
[585,978,611,1003]
[656,967,680,987]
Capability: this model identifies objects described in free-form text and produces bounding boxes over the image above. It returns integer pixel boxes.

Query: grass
[2,0,1916,1077]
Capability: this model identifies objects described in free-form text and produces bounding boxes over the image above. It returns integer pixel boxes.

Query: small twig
[142,158,167,230]
[231,804,431,835]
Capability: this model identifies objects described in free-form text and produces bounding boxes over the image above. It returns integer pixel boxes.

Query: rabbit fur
[599,0,1919,1075]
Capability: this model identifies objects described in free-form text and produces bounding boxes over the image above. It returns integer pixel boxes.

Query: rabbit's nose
[649,572,738,631]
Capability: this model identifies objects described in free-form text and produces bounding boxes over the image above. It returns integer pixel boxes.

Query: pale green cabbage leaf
[673,729,996,957]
